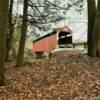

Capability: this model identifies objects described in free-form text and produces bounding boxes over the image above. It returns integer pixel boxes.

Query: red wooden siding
[33,34,57,52]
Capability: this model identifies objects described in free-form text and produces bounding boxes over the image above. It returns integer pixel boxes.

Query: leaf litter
[0,51,100,100]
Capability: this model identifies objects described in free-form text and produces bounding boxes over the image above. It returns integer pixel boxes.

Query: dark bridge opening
[58,31,72,47]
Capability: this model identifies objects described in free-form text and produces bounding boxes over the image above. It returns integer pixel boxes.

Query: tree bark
[6,0,14,61]
[0,0,9,85]
[87,0,96,56]
[16,0,28,67]
[91,0,100,57]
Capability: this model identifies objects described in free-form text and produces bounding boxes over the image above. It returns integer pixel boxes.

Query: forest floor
[0,50,100,100]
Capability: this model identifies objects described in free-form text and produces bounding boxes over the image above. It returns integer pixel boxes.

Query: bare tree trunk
[16,0,28,67]
[6,0,14,61]
[87,0,96,56]
[92,0,100,57]
[0,0,9,85]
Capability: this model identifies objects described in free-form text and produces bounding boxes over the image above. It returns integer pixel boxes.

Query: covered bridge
[32,26,72,53]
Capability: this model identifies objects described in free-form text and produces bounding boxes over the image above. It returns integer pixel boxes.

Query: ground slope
[0,51,100,100]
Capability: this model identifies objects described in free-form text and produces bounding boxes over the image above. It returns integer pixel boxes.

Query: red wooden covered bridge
[33,26,72,53]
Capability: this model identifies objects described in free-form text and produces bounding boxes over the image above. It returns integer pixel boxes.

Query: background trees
[28,0,85,34]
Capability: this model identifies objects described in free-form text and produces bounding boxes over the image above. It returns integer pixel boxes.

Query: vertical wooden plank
[33,33,57,52]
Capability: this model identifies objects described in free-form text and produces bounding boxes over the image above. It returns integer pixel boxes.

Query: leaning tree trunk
[16,0,28,67]
[6,0,14,61]
[0,0,9,85]
[87,0,96,56]
[91,0,100,57]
